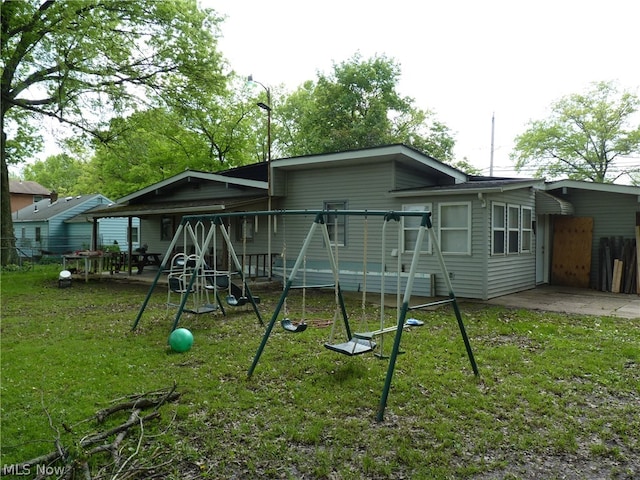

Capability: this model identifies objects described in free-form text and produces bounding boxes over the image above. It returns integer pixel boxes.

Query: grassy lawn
[1,265,638,479]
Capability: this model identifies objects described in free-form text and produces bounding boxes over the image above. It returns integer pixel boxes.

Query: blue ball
[169,328,194,352]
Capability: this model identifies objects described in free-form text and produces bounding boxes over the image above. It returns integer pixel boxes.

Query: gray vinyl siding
[548,189,640,288]
[282,162,394,261]
[394,162,442,189]
[424,195,486,299]
[485,189,537,299]
[275,163,508,299]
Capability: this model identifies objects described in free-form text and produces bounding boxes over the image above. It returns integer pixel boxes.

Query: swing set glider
[132,216,265,332]
[245,209,479,422]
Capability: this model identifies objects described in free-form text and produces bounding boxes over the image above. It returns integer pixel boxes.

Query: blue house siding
[97,217,140,251]
[12,195,115,255]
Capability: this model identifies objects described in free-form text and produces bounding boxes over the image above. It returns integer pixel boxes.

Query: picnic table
[131,252,162,274]
[63,252,104,283]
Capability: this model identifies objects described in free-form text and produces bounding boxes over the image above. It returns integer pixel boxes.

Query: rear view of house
[89,144,640,300]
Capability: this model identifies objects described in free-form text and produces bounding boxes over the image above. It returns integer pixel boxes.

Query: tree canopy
[511,81,640,183]
[1,0,226,264]
[22,152,83,196]
[276,54,457,163]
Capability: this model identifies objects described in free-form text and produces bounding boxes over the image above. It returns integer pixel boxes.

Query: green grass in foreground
[1,265,639,479]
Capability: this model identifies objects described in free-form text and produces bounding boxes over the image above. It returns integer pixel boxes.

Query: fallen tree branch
[94,384,179,423]
[1,386,180,479]
[80,410,159,448]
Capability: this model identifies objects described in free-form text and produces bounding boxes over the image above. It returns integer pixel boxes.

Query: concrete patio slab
[481,285,640,319]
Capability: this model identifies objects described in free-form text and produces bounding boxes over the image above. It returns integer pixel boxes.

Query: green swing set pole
[219,218,265,326]
[377,212,428,421]
[247,279,292,378]
[248,215,323,378]
[426,220,479,376]
[131,221,187,331]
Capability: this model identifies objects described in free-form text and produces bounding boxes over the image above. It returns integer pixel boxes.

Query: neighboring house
[89,144,640,300]
[9,180,54,212]
[12,194,140,257]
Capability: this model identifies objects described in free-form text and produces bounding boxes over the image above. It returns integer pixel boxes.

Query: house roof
[12,194,110,222]
[544,179,640,196]
[271,144,469,184]
[9,180,51,195]
[89,196,266,218]
[535,191,575,215]
[389,178,543,197]
[116,170,267,204]
[218,162,268,181]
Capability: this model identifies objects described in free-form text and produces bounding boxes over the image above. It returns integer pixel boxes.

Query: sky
[205,0,640,178]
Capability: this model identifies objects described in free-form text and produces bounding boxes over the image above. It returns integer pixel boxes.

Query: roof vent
[65,196,73,201]
[34,205,38,212]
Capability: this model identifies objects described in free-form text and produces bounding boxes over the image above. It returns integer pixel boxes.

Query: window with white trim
[521,207,532,253]
[492,202,506,255]
[402,204,432,253]
[507,204,520,254]
[439,202,471,254]
[324,201,346,246]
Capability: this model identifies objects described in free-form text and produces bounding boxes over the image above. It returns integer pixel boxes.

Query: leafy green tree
[22,153,84,196]
[0,0,225,264]
[164,75,258,167]
[511,81,640,183]
[277,54,457,163]
[78,108,202,199]
[80,78,259,199]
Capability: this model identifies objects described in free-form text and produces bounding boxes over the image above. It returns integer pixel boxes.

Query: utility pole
[490,112,495,176]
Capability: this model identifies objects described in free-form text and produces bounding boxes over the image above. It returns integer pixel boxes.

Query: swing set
[132,209,478,420]
[246,209,479,421]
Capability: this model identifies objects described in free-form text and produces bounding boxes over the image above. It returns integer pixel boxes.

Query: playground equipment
[132,218,264,332]
[132,209,478,421]
[246,209,479,421]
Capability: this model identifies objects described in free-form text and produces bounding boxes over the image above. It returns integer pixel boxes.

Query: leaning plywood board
[611,259,622,293]
[552,216,594,288]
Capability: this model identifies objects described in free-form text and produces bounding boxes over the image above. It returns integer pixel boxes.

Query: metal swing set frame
[131,209,478,420]
[246,209,479,422]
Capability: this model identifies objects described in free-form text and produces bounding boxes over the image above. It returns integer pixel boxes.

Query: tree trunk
[1,126,18,266]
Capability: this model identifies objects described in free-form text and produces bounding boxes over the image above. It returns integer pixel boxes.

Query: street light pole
[248,75,272,279]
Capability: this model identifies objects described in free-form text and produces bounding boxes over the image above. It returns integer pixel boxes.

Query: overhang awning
[535,191,574,215]
[86,196,268,219]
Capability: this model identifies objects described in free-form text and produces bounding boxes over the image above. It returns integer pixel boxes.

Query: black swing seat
[324,338,376,356]
[281,319,308,333]
[222,281,260,306]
